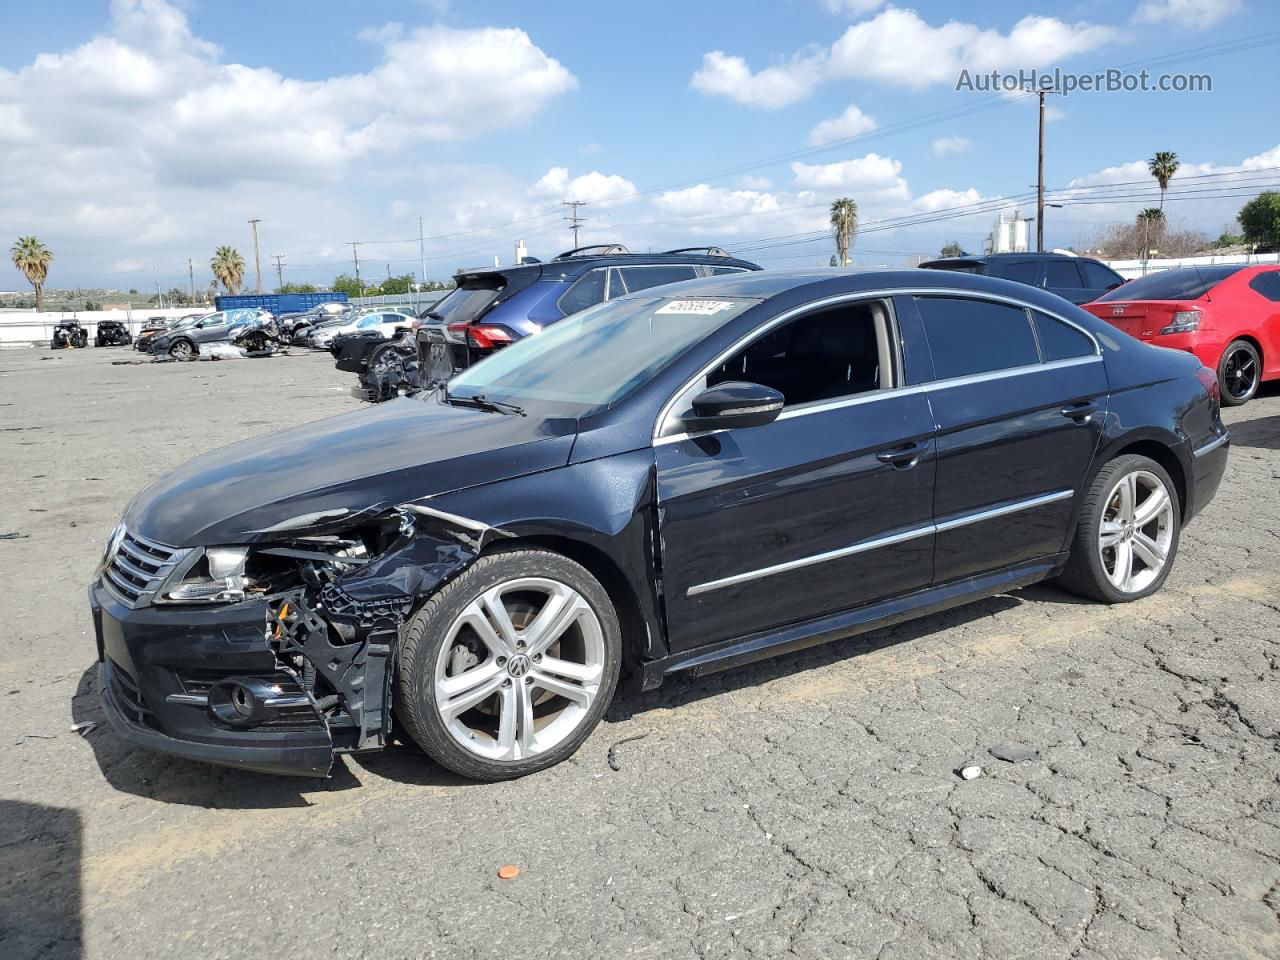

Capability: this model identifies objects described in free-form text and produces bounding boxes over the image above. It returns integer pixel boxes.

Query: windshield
[429,282,501,323]
[1096,266,1240,302]
[447,295,759,417]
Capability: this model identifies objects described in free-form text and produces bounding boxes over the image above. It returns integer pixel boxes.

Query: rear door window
[998,261,1040,284]
[1081,260,1122,289]
[558,268,607,315]
[1033,311,1096,361]
[1044,261,1084,289]
[618,264,698,293]
[916,296,1040,379]
[606,268,628,300]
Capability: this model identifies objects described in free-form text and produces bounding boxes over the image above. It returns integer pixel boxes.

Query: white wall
[1101,252,1280,280]
[0,307,201,346]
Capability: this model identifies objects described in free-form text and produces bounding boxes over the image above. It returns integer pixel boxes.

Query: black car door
[655,296,937,652]
[1043,260,1092,305]
[1079,259,1126,303]
[897,294,1108,584]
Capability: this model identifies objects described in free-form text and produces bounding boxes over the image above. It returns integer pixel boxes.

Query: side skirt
[639,554,1068,691]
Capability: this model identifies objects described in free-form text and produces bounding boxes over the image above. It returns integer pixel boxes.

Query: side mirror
[683,381,784,433]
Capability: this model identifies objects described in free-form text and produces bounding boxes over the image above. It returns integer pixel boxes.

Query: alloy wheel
[169,341,193,360]
[433,577,605,762]
[1097,470,1175,593]
[1223,345,1259,402]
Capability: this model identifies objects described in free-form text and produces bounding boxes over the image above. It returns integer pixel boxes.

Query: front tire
[168,339,195,361]
[1058,454,1180,603]
[396,549,622,781]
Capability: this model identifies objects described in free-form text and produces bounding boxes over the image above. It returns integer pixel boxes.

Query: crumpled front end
[91,505,500,777]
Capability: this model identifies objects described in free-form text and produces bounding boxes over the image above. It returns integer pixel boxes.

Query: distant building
[984,209,1032,254]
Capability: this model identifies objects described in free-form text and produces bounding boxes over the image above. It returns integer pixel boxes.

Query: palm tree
[830,198,858,266]
[210,246,246,295]
[1148,151,1179,211]
[11,236,53,310]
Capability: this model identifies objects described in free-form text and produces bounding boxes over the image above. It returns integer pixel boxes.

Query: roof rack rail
[553,244,630,260]
[662,246,733,258]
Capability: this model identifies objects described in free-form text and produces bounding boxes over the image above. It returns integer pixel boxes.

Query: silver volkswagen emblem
[507,654,531,678]
[1111,306,1125,315]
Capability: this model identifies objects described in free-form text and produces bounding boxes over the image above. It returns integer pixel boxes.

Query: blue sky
[2,0,1277,291]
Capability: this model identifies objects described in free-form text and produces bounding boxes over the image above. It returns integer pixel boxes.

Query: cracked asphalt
[1,346,1278,960]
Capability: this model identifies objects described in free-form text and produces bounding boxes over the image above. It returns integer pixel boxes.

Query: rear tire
[1218,339,1261,406]
[396,548,622,781]
[1057,454,1180,603]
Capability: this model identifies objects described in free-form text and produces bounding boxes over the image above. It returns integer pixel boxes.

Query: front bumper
[89,581,334,777]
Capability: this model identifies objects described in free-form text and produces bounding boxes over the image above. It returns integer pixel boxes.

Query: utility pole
[248,218,264,293]
[350,242,362,301]
[1036,91,1046,253]
[418,217,427,287]
[187,258,195,305]
[562,200,588,249]
[271,254,286,291]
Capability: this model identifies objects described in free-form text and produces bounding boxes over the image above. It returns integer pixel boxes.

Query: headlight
[158,546,251,604]
[102,522,125,565]
[1159,310,1201,335]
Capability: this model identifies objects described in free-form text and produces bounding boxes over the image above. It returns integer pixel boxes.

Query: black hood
[125,395,576,547]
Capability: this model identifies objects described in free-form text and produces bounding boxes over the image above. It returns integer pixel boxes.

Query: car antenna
[1191,260,1212,303]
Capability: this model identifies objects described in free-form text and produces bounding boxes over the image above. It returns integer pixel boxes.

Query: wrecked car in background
[50,318,89,349]
[94,319,132,347]
[90,268,1228,781]
[149,308,281,360]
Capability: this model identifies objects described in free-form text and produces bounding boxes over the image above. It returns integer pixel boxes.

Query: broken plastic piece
[989,744,1039,763]
[71,721,97,736]
[959,761,984,780]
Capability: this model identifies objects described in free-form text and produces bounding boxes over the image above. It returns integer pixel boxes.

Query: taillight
[1159,310,1201,335]
[445,321,470,343]
[1194,365,1221,407]
[467,325,514,350]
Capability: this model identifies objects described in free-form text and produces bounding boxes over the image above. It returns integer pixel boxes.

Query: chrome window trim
[685,488,1075,596]
[652,286,1102,443]
[1192,432,1229,458]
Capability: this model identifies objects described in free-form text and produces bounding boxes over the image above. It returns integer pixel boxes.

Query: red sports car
[1085,264,1280,406]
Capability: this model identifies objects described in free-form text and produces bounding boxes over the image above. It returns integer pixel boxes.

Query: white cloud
[822,0,887,14]
[578,142,602,155]
[690,49,824,109]
[739,175,773,189]
[932,136,972,156]
[829,9,1119,89]
[911,187,984,212]
[790,153,910,201]
[531,167,637,206]
[808,104,877,146]
[390,199,412,219]
[1133,0,1242,30]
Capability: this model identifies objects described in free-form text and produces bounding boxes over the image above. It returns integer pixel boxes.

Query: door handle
[1060,401,1098,422]
[877,441,926,469]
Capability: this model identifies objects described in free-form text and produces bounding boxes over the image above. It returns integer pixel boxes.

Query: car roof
[454,248,761,284]
[920,252,1102,268]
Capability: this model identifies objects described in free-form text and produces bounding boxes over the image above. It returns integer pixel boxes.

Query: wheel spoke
[452,600,510,658]
[531,670,595,707]
[1131,532,1166,570]
[1099,520,1125,548]
[1133,488,1169,528]
[437,659,501,699]
[1116,474,1137,523]
[478,588,519,653]
[438,669,504,720]
[1108,540,1134,589]
[495,682,536,760]
[525,589,590,657]
[537,654,603,686]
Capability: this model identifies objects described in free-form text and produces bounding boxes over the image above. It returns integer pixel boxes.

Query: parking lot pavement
[1,345,1277,960]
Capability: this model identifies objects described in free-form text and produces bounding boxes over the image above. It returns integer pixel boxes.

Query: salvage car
[1082,264,1280,406]
[50,318,89,349]
[90,268,1229,781]
[135,315,195,352]
[298,308,417,350]
[149,308,277,360]
[94,318,132,347]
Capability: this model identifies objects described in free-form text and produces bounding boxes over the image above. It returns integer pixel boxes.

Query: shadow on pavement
[0,800,81,960]
[1225,412,1280,451]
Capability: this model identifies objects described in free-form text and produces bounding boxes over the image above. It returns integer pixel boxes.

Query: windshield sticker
[655,300,737,316]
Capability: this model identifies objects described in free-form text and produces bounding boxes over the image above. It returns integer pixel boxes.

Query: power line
[562,201,589,248]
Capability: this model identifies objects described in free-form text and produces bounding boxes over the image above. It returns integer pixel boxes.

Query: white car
[303,309,416,349]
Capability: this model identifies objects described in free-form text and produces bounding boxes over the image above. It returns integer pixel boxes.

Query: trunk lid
[1083,300,1197,340]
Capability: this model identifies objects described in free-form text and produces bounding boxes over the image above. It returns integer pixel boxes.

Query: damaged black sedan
[90,269,1229,781]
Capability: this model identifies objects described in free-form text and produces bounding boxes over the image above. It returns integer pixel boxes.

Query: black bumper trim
[99,661,334,778]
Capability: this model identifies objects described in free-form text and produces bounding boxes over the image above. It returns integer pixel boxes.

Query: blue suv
[416,245,761,384]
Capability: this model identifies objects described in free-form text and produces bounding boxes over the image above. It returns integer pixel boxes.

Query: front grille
[107,659,157,729]
[103,528,188,608]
